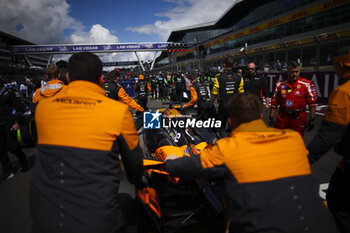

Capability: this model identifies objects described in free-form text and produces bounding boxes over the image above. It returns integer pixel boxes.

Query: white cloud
[126,0,237,40]
[0,0,154,66]
[53,24,156,65]
[69,24,119,44]
[0,0,81,44]
[0,0,235,67]
[127,24,158,35]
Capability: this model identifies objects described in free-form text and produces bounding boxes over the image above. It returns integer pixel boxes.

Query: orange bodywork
[154,142,208,161]
[140,107,210,218]
[137,187,161,218]
[141,142,209,216]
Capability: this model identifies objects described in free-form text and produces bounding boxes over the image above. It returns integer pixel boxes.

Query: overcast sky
[0,0,236,64]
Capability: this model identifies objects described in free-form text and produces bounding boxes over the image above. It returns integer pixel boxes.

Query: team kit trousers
[138,96,148,111]
[275,110,307,137]
[0,125,28,175]
[327,160,350,233]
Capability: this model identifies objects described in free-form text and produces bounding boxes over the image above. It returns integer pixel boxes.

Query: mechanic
[182,73,215,120]
[237,68,243,77]
[150,73,158,100]
[164,74,172,100]
[158,73,166,101]
[103,70,144,112]
[0,77,29,181]
[269,60,317,137]
[165,93,340,233]
[32,65,66,104]
[134,74,151,110]
[211,57,244,133]
[307,50,350,233]
[244,62,270,110]
[202,73,212,97]
[30,52,144,233]
[174,73,186,103]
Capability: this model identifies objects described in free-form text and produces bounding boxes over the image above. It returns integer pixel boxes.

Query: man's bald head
[248,62,257,77]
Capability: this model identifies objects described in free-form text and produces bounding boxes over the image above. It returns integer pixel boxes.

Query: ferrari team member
[165,93,340,233]
[0,77,29,180]
[30,52,144,233]
[182,74,215,120]
[211,57,244,131]
[32,65,66,104]
[308,51,350,233]
[134,74,151,110]
[103,70,144,112]
[269,60,317,137]
[244,62,270,109]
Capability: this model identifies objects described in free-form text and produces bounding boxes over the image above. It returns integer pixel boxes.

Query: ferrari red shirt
[271,77,317,110]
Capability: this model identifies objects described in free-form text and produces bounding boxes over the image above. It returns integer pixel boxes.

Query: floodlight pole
[46,54,53,68]
[150,51,158,71]
[134,51,145,72]
[195,36,200,72]
[23,55,32,67]
[244,43,248,66]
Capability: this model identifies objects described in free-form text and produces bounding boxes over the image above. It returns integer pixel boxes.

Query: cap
[333,50,350,66]
[139,74,144,79]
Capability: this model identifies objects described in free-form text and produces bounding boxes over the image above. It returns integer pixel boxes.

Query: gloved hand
[306,117,315,131]
[268,117,275,127]
[137,106,144,112]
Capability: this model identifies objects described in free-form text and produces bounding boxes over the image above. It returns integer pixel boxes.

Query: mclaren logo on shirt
[53,97,102,105]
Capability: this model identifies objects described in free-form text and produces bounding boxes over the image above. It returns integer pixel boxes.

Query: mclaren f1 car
[136,103,228,233]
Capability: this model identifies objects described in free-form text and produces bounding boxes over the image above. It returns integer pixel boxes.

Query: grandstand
[0,31,49,79]
[155,0,350,73]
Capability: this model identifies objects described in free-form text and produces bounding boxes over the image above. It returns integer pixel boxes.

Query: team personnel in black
[182,74,215,120]
[163,75,171,101]
[211,57,244,132]
[202,73,212,95]
[244,62,270,109]
[165,93,340,233]
[150,74,158,99]
[157,74,164,101]
[0,77,29,180]
[30,52,144,233]
[102,71,144,112]
[174,73,186,103]
[134,74,151,110]
[307,51,350,233]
